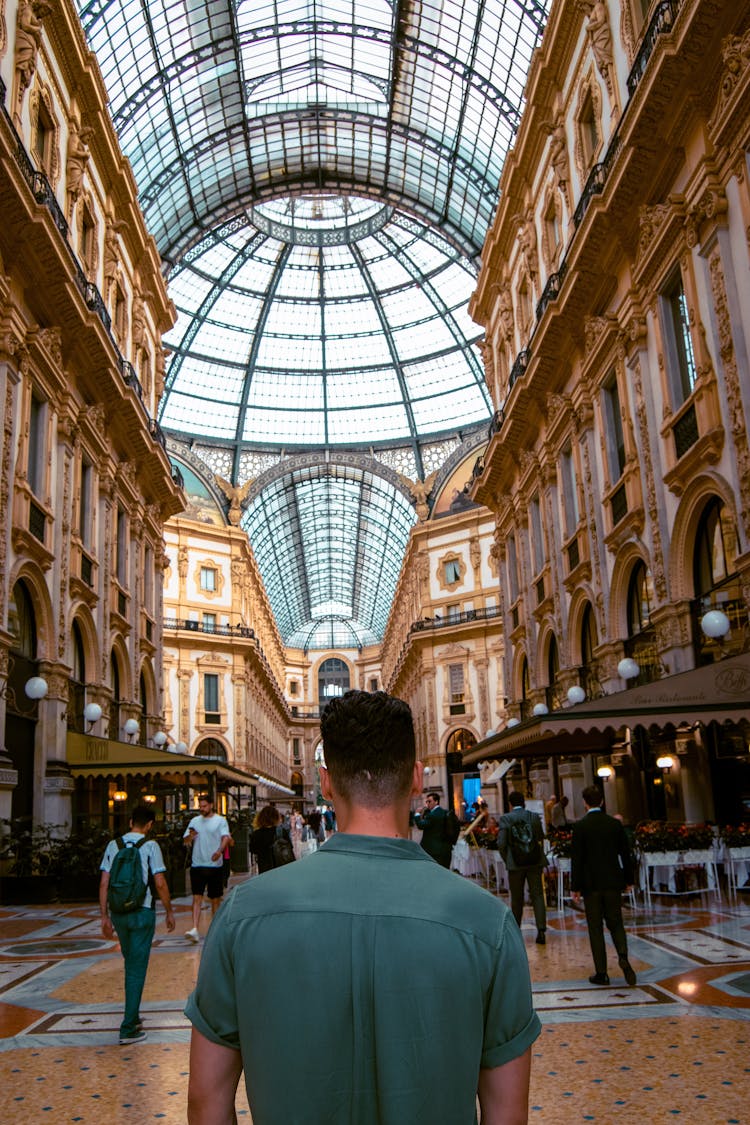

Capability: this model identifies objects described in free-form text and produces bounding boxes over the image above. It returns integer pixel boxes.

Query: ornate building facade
[467,0,750,824]
[0,0,182,831]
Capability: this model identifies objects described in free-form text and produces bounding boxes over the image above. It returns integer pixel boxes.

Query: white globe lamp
[532,702,549,717]
[123,718,140,741]
[617,657,640,680]
[83,702,102,725]
[567,685,586,705]
[175,741,188,754]
[507,717,520,728]
[700,609,730,639]
[152,730,168,748]
[24,676,49,700]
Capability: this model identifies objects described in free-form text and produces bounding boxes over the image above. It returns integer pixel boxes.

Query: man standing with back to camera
[186,690,539,1124]
[413,790,453,867]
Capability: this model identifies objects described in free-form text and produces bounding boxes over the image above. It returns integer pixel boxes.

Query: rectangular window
[289,680,299,696]
[507,534,519,602]
[447,603,461,621]
[116,508,127,586]
[444,559,461,584]
[200,566,217,592]
[202,613,216,632]
[144,544,153,614]
[79,458,92,545]
[530,494,545,575]
[292,737,301,763]
[369,677,378,692]
[662,273,697,405]
[560,446,579,537]
[28,394,44,496]
[204,673,220,723]
[602,374,626,482]
[448,664,465,715]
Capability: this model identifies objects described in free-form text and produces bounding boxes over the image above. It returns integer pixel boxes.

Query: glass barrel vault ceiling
[73,0,551,648]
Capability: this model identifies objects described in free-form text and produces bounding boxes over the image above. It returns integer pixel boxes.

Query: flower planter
[58,873,101,902]
[0,874,59,904]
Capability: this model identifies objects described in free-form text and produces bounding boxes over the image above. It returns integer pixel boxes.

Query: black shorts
[190,865,224,900]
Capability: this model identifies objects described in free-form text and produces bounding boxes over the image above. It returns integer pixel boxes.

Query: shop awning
[463,652,750,767]
[66,732,264,789]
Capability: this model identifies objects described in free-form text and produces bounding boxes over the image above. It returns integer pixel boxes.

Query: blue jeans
[112,907,156,1037]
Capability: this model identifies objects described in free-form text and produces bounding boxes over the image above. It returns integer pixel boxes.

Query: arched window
[692,497,746,662]
[195,737,226,761]
[545,635,561,711]
[8,581,36,659]
[318,658,350,705]
[68,621,86,732]
[581,603,600,698]
[109,652,121,741]
[627,561,654,636]
[139,671,148,745]
[693,497,738,596]
[519,655,531,719]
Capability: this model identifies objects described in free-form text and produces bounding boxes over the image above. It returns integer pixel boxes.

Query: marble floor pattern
[1,877,749,1123]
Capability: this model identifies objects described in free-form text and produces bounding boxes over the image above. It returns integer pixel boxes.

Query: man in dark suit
[571,785,636,986]
[414,793,453,867]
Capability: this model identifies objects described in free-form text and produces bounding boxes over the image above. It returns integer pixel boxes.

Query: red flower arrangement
[719,823,750,848]
[635,821,714,853]
[547,826,573,858]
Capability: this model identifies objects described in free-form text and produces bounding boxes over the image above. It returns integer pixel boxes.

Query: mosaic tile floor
[1,877,749,1123]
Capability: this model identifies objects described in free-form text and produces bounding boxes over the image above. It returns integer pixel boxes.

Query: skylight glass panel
[248,371,325,411]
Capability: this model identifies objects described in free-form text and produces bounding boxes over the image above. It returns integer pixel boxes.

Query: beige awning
[463,653,750,766]
[66,731,260,788]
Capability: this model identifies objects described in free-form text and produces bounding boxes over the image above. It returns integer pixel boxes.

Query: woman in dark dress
[249,806,293,873]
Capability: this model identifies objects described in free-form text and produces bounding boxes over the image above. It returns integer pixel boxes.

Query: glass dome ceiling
[74,0,550,649]
[160,194,492,460]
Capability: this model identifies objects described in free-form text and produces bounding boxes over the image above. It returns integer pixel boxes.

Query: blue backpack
[107,837,148,913]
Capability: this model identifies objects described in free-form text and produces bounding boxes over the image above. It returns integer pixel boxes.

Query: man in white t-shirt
[183,795,231,943]
[100,805,175,1044]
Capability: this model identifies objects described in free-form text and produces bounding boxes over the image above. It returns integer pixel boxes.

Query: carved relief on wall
[540,183,563,273]
[573,70,603,183]
[0,0,6,58]
[711,28,750,124]
[15,0,51,97]
[544,118,570,210]
[514,210,539,283]
[29,82,60,185]
[579,0,618,113]
[708,249,750,532]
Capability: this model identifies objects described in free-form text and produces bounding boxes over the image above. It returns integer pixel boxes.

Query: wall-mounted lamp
[24,676,49,700]
[656,754,675,773]
[152,730,168,748]
[174,741,188,754]
[567,685,586,705]
[532,702,549,717]
[507,717,521,728]
[83,702,102,731]
[617,657,640,680]
[596,764,613,780]
[113,790,128,802]
[142,793,156,804]
[484,729,496,739]
[123,718,140,742]
[700,609,731,639]
[423,766,432,777]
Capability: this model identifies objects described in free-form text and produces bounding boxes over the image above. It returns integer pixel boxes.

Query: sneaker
[185,927,200,943]
[119,1029,147,1045]
[589,973,610,985]
[535,930,546,945]
[619,958,637,986]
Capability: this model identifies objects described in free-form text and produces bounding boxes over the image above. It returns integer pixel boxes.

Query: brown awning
[463,653,750,766]
[66,731,260,788]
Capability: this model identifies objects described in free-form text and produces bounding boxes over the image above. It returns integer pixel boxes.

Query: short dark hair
[255,805,280,829]
[508,791,525,807]
[320,690,415,808]
[130,804,154,828]
[582,785,603,808]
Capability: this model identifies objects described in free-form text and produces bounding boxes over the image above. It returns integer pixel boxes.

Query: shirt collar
[319,833,432,861]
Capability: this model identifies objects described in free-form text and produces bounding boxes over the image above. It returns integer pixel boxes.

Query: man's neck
[335,803,411,839]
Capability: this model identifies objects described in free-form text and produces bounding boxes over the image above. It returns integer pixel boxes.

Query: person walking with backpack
[498,791,547,944]
[99,805,175,1045]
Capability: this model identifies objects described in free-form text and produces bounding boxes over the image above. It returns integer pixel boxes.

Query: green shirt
[185,834,540,1125]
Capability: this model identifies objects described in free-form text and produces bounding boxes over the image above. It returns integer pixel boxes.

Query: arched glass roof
[243,461,415,649]
[74,0,550,649]
[160,195,491,467]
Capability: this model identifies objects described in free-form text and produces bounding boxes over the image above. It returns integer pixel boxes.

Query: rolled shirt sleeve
[481,910,541,1069]
[184,889,240,1050]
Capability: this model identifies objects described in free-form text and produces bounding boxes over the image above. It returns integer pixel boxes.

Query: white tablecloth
[720,844,750,891]
[639,849,718,900]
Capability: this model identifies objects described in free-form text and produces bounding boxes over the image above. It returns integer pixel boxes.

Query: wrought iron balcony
[535,261,568,323]
[627,0,681,98]
[508,348,530,390]
[410,604,502,633]
[163,617,256,638]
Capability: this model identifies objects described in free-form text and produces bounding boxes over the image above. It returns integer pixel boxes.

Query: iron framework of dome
[74,0,550,647]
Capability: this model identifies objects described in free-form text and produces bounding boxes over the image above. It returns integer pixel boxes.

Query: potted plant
[0,818,63,903]
[55,823,112,901]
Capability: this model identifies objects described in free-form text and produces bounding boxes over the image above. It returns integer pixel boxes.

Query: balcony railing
[627,0,681,97]
[508,348,530,390]
[163,617,255,638]
[535,261,568,323]
[673,402,699,460]
[410,604,503,633]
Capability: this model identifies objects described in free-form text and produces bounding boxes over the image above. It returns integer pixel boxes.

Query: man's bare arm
[188,1028,242,1125]
[478,1047,532,1125]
